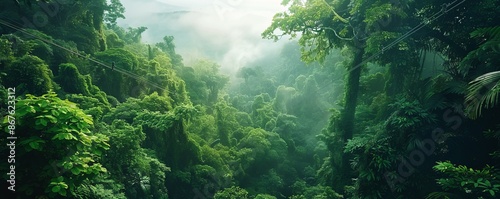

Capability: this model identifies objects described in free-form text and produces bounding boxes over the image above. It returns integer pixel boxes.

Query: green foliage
[141,92,173,112]
[363,3,406,29]
[0,34,32,58]
[156,35,183,65]
[200,145,231,175]
[214,186,249,199]
[359,72,386,103]
[461,26,500,76]
[1,1,499,198]
[251,94,277,130]
[425,191,452,199]
[385,98,436,150]
[432,161,500,198]
[23,30,54,61]
[251,169,284,196]
[63,24,104,54]
[106,31,125,48]
[3,92,109,197]
[104,0,126,27]
[5,29,54,62]
[288,195,307,199]
[93,48,139,100]
[98,119,170,199]
[56,63,90,95]
[238,67,258,82]
[460,26,500,119]
[254,194,277,199]
[102,120,145,171]
[0,37,13,68]
[65,91,111,115]
[238,128,287,167]
[386,99,433,130]
[178,66,208,104]
[134,104,201,169]
[102,92,173,123]
[465,71,500,119]
[273,85,297,113]
[5,55,54,95]
[72,182,127,199]
[94,47,137,70]
[214,100,242,146]
[148,159,170,199]
[188,113,218,143]
[235,67,277,98]
[128,26,148,43]
[183,59,229,106]
[234,127,289,196]
[290,180,342,199]
[189,164,219,192]
[262,0,343,63]
[103,97,141,123]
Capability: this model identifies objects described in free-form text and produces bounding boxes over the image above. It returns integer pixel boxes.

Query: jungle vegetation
[1,0,500,198]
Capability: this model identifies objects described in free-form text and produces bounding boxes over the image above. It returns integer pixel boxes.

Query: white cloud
[117,0,287,75]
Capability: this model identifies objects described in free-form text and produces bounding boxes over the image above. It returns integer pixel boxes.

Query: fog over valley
[1,0,499,198]
[117,0,288,75]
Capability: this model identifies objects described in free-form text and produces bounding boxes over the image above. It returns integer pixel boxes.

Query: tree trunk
[386,63,405,97]
[338,47,364,191]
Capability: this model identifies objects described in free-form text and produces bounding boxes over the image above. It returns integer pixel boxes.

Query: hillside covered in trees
[1,0,500,198]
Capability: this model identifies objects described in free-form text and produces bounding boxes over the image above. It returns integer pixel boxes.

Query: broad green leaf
[59,188,67,196]
[71,167,81,175]
[52,133,77,140]
[36,118,48,127]
[51,185,60,193]
[63,162,73,170]
[45,115,58,123]
[485,180,491,187]
[76,143,83,151]
[93,149,102,156]
[29,142,40,150]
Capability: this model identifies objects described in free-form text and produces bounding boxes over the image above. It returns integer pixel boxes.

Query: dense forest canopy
[1,0,500,198]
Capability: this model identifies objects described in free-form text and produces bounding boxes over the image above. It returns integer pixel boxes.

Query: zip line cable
[313,0,467,95]
[0,19,169,93]
[0,0,467,102]
[343,0,466,74]
[381,0,464,52]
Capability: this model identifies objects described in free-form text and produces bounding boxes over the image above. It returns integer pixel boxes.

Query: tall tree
[104,0,126,27]
[263,0,407,191]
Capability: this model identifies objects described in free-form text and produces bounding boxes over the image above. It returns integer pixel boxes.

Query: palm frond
[465,71,500,119]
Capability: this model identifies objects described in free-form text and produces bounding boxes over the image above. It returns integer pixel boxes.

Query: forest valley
[0,0,500,198]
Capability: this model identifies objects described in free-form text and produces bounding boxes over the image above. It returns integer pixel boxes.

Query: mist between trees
[1,0,500,199]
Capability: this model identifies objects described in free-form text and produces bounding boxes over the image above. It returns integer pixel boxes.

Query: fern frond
[465,71,500,119]
[470,26,500,39]
[425,191,452,199]
[444,79,468,95]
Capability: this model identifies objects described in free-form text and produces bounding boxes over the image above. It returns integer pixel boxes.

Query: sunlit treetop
[263,0,408,63]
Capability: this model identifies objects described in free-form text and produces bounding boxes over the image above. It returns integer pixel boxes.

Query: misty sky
[117,0,289,74]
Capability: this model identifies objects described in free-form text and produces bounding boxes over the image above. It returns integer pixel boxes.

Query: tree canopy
[1,0,500,198]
